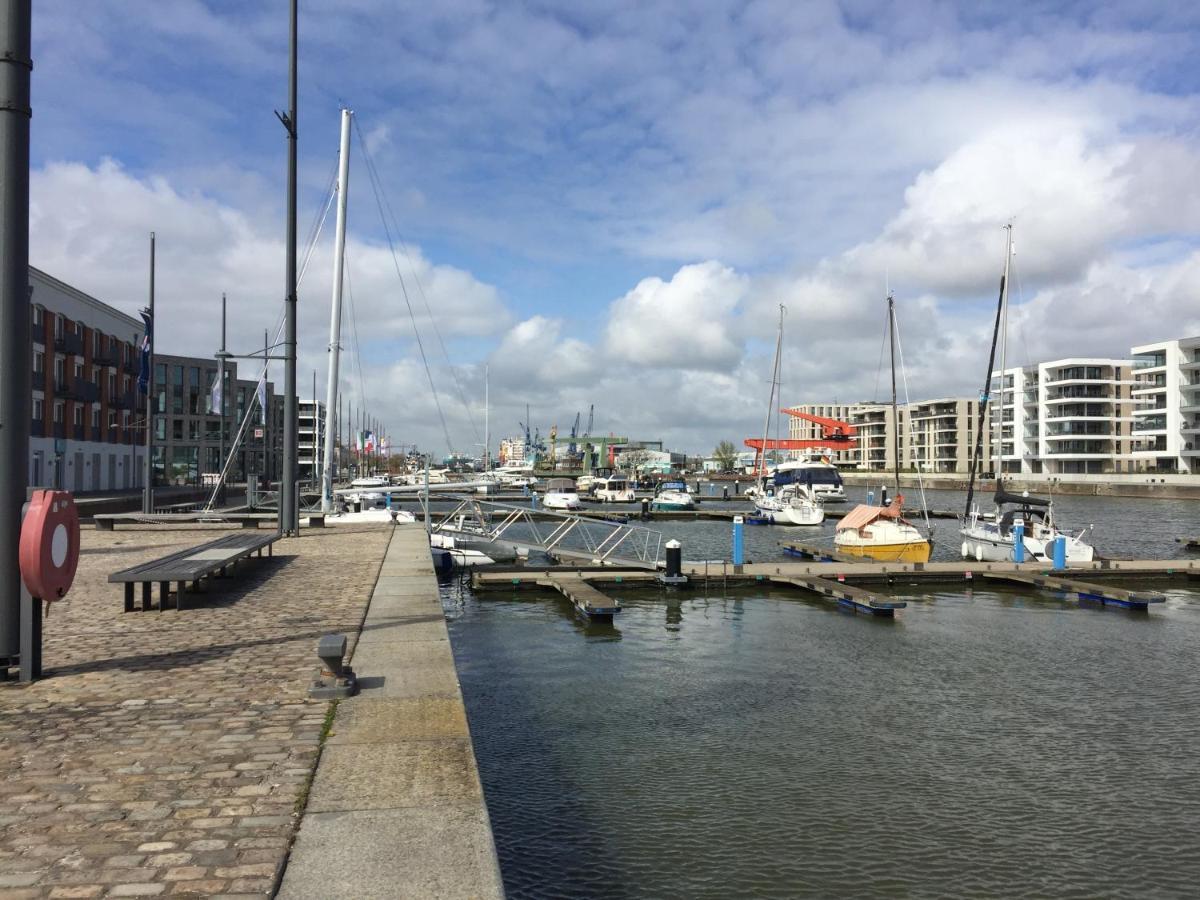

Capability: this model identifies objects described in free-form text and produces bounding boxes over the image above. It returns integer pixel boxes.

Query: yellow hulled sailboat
[833,292,932,563]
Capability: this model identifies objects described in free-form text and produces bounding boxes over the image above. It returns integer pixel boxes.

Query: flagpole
[142,232,155,514]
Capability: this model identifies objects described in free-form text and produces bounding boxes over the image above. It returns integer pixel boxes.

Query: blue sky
[28,1,1200,454]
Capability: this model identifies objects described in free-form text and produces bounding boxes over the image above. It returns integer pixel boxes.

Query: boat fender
[961,541,970,559]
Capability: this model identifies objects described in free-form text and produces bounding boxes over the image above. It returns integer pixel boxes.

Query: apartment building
[29,267,148,492]
[152,353,281,487]
[1129,336,1200,474]
[990,358,1135,476]
[904,397,990,474]
[298,400,327,486]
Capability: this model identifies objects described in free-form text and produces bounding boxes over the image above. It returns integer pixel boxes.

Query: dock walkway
[278,525,504,899]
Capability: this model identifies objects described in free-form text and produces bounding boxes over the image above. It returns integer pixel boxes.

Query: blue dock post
[1012,520,1025,563]
[385,492,392,511]
[531,491,538,509]
[866,490,875,506]
[1053,535,1067,570]
[732,515,744,567]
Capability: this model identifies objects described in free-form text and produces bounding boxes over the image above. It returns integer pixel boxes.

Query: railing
[54,332,83,355]
[429,497,664,569]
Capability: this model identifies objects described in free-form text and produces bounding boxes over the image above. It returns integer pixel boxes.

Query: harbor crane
[743,409,858,474]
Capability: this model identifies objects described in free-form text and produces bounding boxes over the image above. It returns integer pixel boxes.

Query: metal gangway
[428,497,664,570]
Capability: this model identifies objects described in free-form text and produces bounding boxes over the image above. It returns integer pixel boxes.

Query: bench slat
[108,533,278,583]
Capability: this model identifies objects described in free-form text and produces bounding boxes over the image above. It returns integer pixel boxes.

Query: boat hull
[835,540,932,563]
[754,501,823,526]
[959,528,1095,564]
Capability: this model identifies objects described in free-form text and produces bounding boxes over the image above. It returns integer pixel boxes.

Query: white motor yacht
[594,474,635,503]
[774,458,846,502]
[651,480,695,511]
[542,477,582,511]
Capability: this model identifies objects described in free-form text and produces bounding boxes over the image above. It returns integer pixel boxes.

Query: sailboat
[834,293,932,562]
[959,225,1095,563]
[752,306,823,526]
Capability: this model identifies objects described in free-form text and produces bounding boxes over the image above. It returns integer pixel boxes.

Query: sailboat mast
[320,108,352,512]
[963,224,1013,519]
[484,364,490,473]
[757,305,785,480]
[995,226,1012,480]
[888,293,900,500]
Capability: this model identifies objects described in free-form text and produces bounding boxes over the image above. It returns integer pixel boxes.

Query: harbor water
[443,491,1200,898]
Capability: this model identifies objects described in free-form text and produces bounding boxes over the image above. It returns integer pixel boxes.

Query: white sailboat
[959,225,1095,563]
[752,305,824,526]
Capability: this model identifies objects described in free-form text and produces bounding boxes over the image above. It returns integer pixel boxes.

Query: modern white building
[298,400,326,487]
[1129,336,1200,474]
[991,358,1135,475]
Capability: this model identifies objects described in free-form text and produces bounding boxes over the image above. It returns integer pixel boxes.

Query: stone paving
[0,523,392,899]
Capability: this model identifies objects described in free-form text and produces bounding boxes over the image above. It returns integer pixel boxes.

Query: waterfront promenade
[0,522,497,898]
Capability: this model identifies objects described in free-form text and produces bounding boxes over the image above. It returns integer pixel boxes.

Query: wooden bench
[108,532,279,611]
[94,512,276,531]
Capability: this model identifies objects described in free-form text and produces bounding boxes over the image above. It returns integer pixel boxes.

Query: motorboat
[834,494,931,562]
[542,477,582,511]
[651,480,695,511]
[594,474,635,503]
[576,474,600,495]
[754,483,824,526]
[774,457,846,502]
[350,475,390,488]
[318,506,416,526]
[961,487,1094,563]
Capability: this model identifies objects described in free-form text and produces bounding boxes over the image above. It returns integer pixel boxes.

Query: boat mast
[484,363,490,474]
[320,108,352,512]
[963,224,1012,520]
[757,305,785,483]
[888,292,900,501]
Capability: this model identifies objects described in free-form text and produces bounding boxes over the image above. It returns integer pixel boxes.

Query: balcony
[123,356,140,375]
[30,417,43,438]
[51,421,65,439]
[31,368,44,388]
[54,331,83,355]
[78,381,100,403]
[94,346,117,367]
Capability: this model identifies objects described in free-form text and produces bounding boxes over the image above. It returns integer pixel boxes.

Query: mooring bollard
[1013,520,1025,563]
[1052,535,1067,570]
[723,486,729,500]
[641,498,650,520]
[666,540,682,578]
[732,515,744,567]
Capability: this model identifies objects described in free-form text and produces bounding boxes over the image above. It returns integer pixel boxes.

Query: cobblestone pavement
[0,523,392,898]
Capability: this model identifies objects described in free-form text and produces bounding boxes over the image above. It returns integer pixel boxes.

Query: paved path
[0,523,390,898]
[277,525,504,899]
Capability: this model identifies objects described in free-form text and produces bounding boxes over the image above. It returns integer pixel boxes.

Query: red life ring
[19,489,80,601]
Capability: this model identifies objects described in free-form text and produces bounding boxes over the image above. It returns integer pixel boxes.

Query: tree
[713,440,738,472]
[616,447,655,476]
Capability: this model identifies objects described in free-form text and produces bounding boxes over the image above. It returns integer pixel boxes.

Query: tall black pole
[279,0,299,534]
[142,232,155,513]
[0,0,31,670]
[217,293,226,506]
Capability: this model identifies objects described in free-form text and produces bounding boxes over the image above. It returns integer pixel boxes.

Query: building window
[74,360,83,380]
[53,401,64,424]
[154,417,166,440]
[93,330,101,355]
[73,405,83,427]
[33,349,43,375]
[188,419,200,440]
[91,407,100,429]
[173,418,183,440]
[33,397,43,421]
[54,314,63,339]
[74,320,83,337]
[109,410,117,428]
[31,305,42,327]
[108,372,115,397]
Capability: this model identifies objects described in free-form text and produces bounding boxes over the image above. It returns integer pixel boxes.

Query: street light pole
[0,0,31,672]
[278,0,299,534]
[142,232,155,513]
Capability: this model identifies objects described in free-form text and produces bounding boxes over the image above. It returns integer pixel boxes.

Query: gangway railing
[428,497,664,569]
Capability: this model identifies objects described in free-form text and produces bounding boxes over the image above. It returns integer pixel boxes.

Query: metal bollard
[723,486,729,500]
[641,498,650,520]
[732,515,744,566]
[1012,522,1025,563]
[1052,536,1066,570]
[666,540,682,578]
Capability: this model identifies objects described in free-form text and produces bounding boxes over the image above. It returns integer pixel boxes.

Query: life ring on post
[19,489,80,601]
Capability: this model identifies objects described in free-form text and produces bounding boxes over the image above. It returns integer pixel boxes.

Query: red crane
[743,409,857,474]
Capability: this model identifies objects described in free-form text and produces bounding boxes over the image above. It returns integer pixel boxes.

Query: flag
[365,430,375,453]
[256,372,267,425]
[137,309,152,394]
[209,373,222,415]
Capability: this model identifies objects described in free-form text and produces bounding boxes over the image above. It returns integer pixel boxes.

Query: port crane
[743,409,857,474]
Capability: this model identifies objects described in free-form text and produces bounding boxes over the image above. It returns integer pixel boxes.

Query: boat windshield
[776,467,843,487]
[657,481,687,493]
[546,478,576,492]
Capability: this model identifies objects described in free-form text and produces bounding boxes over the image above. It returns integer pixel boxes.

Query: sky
[28,1,1200,457]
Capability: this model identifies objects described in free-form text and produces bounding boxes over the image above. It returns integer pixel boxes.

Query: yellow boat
[834,496,932,563]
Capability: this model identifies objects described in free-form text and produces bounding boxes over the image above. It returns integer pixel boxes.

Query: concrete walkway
[278,525,504,899]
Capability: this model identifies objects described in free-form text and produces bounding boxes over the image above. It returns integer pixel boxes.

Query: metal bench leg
[124,583,134,613]
[160,581,169,611]
[142,582,151,611]
[192,578,201,594]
